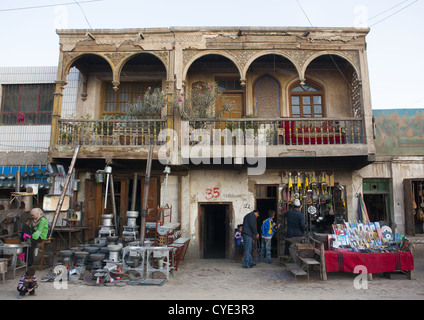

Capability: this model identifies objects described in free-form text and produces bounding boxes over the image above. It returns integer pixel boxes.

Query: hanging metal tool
[140,145,154,246]
[104,166,112,209]
[49,145,80,238]
[162,166,171,207]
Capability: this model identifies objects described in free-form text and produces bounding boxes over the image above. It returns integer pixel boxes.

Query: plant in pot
[123,87,167,145]
[95,115,116,145]
[174,81,237,145]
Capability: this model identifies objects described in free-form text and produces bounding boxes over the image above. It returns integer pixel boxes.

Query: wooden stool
[36,238,54,270]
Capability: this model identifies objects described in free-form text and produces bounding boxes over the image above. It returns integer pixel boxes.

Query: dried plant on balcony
[126,87,167,119]
[174,81,237,121]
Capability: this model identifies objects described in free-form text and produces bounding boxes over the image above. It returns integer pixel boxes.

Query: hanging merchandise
[358,193,370,223]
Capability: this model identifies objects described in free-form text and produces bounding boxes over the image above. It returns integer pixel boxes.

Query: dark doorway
[363,194,389,222]
[200,203,231,259]
[256,185,278,258]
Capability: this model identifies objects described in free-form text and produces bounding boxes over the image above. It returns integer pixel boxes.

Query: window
[1,84,55,125]
[103,81,161,116]
[289,81,324,118]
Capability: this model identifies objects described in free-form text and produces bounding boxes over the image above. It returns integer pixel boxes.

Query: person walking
[284,199,305,256]
[242,209,259,268]
[260,210,279,264]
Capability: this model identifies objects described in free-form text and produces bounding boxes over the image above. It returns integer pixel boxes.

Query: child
[17,267,38,299]
[234,224,244,252]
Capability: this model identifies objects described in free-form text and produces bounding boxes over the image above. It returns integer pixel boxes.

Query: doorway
[363,178,391,226]
[199,203,232,259]
[255,185,278,258]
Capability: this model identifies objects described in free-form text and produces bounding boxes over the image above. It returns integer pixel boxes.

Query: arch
[300,51,361,82]
[117,52,168,83]
[253,75,281,118]
[182,51,242,83]
[242,51,301,81]
[63,52,114,79]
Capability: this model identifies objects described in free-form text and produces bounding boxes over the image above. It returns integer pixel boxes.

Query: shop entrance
[363,178,391,226]
[199,203,232,259]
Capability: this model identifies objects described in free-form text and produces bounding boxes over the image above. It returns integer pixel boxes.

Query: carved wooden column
[50,80,67,149]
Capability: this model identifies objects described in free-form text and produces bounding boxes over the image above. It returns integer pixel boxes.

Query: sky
[0,0,423,110]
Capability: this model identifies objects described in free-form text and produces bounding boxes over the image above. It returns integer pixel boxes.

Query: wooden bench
[284,236,328,281]
[285,263,308,280]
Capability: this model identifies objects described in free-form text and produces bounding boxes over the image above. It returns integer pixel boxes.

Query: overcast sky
[0,0,422,110]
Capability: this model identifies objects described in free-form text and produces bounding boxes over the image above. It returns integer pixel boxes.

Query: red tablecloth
[325,250,414,273]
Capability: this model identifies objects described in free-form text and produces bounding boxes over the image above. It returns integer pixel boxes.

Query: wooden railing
[57,119,167,146]
[187,118,364,146]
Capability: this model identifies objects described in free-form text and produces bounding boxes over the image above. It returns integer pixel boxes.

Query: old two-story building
[46,26,378,259]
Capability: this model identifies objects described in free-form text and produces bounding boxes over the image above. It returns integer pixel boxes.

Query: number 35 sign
[205,188,220,200]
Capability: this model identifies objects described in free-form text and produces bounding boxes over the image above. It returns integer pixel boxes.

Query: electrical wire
[369,0,419,27]
[73,0,94,29]
[296,0,314,27]
[0,0,102,12]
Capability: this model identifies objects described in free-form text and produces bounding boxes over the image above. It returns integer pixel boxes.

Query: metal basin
[60,250,73,258]
[107,244,122,252]
[126,211,139,218]
[84,246,99,254]
[2,244,24,255]
[89,253,105,261]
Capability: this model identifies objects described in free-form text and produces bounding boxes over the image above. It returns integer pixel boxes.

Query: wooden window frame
[289,80,325,118]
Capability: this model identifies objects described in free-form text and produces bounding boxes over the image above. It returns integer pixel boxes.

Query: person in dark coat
[242,209,260,268]
[284,199,305,256]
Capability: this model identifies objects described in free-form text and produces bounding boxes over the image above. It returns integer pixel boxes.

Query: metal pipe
[110,174,118,235]
[140,145,153,245]
[131,173,137,211]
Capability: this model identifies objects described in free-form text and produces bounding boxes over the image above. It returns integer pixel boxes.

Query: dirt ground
[1,256,424,301]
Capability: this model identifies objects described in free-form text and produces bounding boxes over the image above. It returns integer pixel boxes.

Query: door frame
[198,202,233,259]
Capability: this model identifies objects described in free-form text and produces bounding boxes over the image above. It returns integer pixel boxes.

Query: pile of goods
[330,221,410,253]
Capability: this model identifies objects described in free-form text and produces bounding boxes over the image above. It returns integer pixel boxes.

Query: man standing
[242,209,259,268]
[284,199,305,256]
[260,210,279,264]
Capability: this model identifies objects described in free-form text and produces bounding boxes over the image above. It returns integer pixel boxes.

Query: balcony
[49,118,167,161]
[183,117,370,167]
[187,118,364,146]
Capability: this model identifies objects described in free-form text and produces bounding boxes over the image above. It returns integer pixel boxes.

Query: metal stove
[122,211,139,240]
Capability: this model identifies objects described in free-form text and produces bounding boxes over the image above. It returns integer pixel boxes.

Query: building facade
[45,26,378,259]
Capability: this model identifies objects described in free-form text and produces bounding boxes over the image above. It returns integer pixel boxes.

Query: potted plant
[121,87,167,145]
[174,81,237,122]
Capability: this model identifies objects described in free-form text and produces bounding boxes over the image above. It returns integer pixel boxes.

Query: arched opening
[186,54,243,119]
[304,54,360,118]
[246,54,297,117]
[105,53,167,117]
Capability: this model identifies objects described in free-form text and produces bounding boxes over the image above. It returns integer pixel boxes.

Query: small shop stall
[325,221,414,279]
